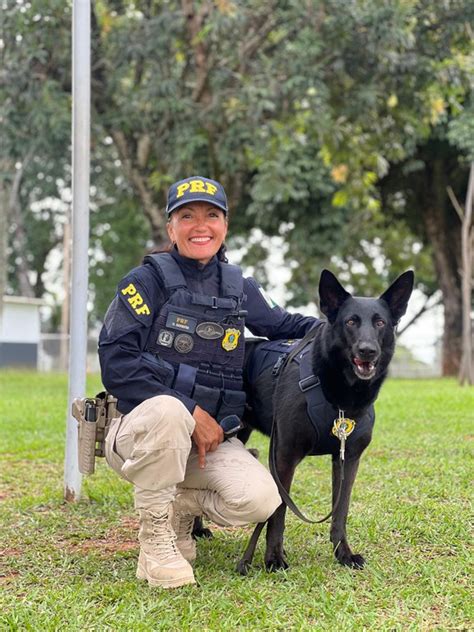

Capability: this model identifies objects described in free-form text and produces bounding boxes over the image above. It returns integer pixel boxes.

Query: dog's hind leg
[330,455,365,569]
[192,516,213,539]
[236,521,266,575]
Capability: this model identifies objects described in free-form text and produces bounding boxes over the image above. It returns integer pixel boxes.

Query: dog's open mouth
[352,356,377,380]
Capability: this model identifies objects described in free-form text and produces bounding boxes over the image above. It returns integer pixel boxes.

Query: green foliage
[0,371,471,629]
[2,2,72,297]
[89,195,150,322]
[2,0,473,334]
[448,103,474,161]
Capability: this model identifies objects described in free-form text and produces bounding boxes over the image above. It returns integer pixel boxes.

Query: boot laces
[148,511,179,559]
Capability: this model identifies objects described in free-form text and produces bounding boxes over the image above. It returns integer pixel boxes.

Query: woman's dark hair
[143,241,228,263]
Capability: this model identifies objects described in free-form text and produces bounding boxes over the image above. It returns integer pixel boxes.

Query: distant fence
[37,333,442,378]
[38,334,100,373]
[388,358,441,378]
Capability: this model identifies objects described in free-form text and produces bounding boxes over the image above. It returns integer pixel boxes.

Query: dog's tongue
[353,357,373,373]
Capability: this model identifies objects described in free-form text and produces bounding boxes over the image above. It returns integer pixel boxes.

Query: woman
[99,176,318,589]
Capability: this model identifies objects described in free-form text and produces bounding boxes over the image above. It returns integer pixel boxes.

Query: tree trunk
[8,155,35,298]
[0,162,9,324]
[419,152,463,376]
[458,163,473,385]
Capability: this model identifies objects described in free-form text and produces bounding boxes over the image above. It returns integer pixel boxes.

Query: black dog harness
[249,334,374,454]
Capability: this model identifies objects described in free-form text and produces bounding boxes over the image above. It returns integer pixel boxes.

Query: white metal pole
[64,0,91,501]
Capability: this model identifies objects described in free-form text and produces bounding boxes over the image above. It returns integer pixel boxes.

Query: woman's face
[167,202,228,265]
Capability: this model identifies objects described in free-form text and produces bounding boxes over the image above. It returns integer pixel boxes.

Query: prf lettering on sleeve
[176,179,218,198]
[121,283,151,315]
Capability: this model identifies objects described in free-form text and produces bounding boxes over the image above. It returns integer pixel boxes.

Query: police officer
[99,176,318,589]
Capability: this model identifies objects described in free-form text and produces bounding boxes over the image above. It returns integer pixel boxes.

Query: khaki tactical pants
[105,395,281,526]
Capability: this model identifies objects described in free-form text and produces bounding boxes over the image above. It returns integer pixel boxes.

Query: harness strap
[296,347,339,444]
[191,294,236,309]
[144,253,187,291]
[173,363,198,397]
[220,263,244,299]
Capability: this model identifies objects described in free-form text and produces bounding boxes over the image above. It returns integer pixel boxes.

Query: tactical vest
[144,253,247,421]
[247,338,375,456]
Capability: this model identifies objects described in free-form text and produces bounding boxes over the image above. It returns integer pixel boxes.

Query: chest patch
[157,329,175,347]
[196,322,224,340]
[174,333,194,353]
[166,312,197,333]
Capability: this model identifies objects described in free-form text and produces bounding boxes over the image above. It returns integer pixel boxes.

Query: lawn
[0,371,472,631]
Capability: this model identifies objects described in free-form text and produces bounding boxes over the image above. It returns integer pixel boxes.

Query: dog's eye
[375,319,385,328]
[346,319,356,327]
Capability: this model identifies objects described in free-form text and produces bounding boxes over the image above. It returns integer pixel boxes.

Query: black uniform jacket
[99,249,318,416]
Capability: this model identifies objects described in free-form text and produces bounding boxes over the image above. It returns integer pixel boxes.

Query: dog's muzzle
[352,355,378,380]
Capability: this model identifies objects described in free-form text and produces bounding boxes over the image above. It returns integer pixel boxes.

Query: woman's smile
[167,202,228,264]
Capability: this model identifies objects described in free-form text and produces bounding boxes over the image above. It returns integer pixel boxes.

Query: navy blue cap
[165,176,228,216]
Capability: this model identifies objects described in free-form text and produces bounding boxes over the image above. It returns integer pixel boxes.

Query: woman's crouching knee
[238,478,282,524]
[124,395,196,453]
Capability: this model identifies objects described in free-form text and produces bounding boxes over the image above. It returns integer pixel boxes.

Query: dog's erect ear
[319,269,351,322]
[379,270,415,324]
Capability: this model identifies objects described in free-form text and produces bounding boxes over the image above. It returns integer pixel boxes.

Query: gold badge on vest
[222,328,241,352]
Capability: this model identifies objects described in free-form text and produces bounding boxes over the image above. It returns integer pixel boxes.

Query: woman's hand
[192,405,224,468]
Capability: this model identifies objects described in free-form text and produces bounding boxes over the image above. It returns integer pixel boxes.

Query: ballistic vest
[144,253,247,421]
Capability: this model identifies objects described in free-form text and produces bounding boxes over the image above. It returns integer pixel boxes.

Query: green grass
[0,372,472,631]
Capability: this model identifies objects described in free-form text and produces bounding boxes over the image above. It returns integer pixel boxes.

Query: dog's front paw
[333,540,365,569]
[265,553,289,572]
[236,558,252,576]
[337,552,365,569]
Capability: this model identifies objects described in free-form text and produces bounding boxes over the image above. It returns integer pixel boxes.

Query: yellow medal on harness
[332,415,356,461]
[222,328,241,351]
[332,417,356,439]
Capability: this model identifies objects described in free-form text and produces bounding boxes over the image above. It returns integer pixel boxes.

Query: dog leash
[269,415,346,524]
[268,328,348,524]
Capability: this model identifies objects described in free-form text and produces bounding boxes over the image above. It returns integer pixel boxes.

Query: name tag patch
[157,329,175,347]
[166,312,197,333]
[196,322,224,340]
[174,333,194,354]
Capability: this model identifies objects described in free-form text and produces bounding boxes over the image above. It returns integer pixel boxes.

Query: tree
[1,1,72,299]
[2,0,473,376]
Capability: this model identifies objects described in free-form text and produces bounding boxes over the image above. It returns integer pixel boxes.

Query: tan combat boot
[172,490,206,564]
[136,505,195,589]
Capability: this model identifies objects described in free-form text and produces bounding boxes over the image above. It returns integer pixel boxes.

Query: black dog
[236,269,414,574]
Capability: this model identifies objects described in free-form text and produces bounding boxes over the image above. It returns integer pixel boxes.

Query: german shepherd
[236,269,414,574]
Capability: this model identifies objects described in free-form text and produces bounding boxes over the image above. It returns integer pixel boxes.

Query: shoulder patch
[118,278,152,321]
